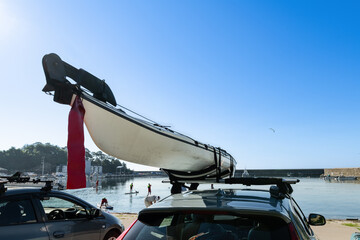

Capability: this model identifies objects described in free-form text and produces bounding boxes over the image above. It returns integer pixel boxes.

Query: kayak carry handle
[42,53,117,106]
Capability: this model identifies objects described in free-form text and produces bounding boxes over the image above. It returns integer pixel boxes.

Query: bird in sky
[269,128,275,133]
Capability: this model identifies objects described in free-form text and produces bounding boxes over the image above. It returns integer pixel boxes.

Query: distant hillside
[0,142,133,174]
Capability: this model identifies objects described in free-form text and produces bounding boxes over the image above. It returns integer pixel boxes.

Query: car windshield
[123,211,291,240]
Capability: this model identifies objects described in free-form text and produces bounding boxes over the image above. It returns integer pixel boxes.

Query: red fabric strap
[67,96,86,189]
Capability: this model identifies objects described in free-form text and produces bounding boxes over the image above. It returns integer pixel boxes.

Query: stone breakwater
[233,168,360,178]
[324,168,360,177]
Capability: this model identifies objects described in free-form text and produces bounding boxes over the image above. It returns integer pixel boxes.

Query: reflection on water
[101,177,131,189]
[65,176,360,220]
[323,177,360,184]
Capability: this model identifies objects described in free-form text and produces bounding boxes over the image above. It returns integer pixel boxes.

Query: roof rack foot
[189,183,199,191]
[170,182,182,194]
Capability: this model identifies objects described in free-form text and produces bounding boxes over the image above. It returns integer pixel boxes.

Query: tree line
[0,142,133,175]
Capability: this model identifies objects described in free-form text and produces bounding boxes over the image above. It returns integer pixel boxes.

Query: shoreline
[112,213,360,239]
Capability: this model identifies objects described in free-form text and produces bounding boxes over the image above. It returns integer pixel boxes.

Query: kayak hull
[78,93,235,179]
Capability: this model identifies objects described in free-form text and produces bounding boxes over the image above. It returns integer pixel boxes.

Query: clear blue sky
[0,1,359,171]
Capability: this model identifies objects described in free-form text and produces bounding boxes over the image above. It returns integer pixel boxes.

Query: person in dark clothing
[147,183,152,195]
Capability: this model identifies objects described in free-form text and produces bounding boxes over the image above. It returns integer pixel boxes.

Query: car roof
[140,188,292,223]
[1,187,55,196]
[0,187,95,208]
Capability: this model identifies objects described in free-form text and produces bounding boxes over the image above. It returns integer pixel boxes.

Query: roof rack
[0,172,54,194]
[164,177,300,195]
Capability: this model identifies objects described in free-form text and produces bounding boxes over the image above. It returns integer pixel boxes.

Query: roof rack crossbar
[163,177,300,195]
[164,177,299,185]
[0,172,54,192]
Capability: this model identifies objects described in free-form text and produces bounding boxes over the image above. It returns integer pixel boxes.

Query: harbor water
[64,176,360,220]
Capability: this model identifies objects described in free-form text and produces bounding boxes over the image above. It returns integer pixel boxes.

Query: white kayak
[79,92,235,179]
[42,53,237,180]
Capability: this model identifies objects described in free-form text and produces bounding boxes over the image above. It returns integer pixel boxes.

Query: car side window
[40,196,88,221]
[0,199,37,226]
[290,199,311,236]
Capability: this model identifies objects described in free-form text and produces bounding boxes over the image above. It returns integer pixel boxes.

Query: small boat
[241,168,250,177]
[42,53,237,181]
[97,203,114,210]
[125,191,139,195]
[336,176,357,181]
[53,182,65,190]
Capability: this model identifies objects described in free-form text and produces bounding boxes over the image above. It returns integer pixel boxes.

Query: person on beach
[147,183,152,195]
[130,183,133,192]
[100,197,108,207]
[144,195,160,207]
[95,180,99,193]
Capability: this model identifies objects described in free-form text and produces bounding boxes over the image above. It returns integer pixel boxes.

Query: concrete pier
[324,168,360,177]
[234,168,360,178]
[235,168,324,177]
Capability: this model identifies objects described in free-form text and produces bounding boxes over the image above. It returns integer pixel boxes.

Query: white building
[55,165,67,177]
[56,160,101,176]
[91,165,103,175]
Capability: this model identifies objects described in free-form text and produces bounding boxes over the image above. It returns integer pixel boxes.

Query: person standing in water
[147,183,152,195]
[130,183,133,192]
[100,197,108,207]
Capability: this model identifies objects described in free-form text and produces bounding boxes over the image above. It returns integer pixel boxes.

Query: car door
[0,196,50,240]
[36,193,104,240]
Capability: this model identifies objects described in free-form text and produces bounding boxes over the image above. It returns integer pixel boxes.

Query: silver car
[0,184,124,240]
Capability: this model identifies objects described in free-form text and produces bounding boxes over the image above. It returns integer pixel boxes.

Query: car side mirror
[308,213,326,226]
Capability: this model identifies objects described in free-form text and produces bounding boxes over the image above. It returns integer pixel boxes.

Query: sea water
[64,177,360,219]
[291,177,360,219]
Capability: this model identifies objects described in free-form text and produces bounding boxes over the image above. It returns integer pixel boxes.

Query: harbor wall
[132,168,360,178]
[235,169,324,177]
[324,168,360,177]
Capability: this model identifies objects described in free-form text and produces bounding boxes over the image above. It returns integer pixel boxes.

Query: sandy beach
[312,219,360,240]
[113,213,138,229]
[112,213,360,239]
